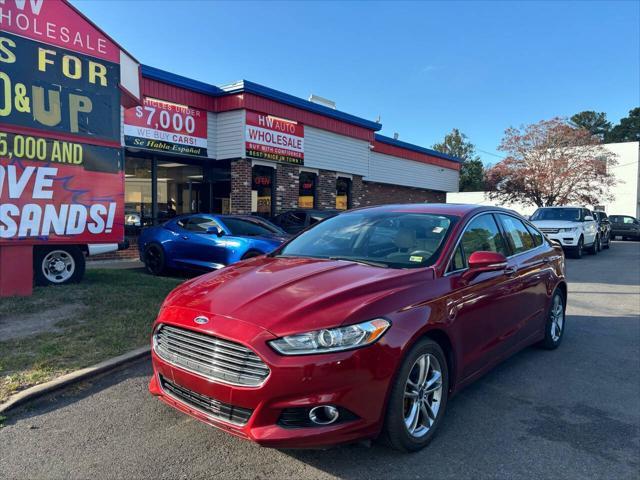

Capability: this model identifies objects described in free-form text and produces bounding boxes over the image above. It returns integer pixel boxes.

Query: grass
[0,269,183,403]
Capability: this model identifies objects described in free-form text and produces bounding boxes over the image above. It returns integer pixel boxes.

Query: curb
[0,346,150,415]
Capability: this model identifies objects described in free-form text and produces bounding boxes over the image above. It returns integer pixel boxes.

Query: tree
[432,129,485,191]
[485,118,617,207]
[569,111,611,140]
[606,107,640,143]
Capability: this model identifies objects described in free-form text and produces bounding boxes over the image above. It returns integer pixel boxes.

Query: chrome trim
[158,374,252,426]
[153,324,270,387]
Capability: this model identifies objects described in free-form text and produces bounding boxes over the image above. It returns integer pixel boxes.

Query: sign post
[0,0,140,296]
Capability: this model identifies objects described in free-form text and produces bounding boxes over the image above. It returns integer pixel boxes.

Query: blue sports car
[138,214,289,275]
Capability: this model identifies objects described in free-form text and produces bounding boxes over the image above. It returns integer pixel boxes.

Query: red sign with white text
[124,98,208,157]
[245,111,304,165]
[0,0,120,62]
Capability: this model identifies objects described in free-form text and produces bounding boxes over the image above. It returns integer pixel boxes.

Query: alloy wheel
[403,353,443,438]
[550,294,564,342]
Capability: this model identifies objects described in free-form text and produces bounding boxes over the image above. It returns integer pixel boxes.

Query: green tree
[606,107,640,143]
[432,129,485,191]
[569,111,611,140]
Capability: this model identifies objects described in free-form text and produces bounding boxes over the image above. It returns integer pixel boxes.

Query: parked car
[609,215,640,240]
[149,204,566,452]
[139,214,289,275]
[530,206,599,258]
[591,211,612,249]
[271,209,340,234]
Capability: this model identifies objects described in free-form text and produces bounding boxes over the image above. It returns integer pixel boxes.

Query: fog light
[309,405,339,425]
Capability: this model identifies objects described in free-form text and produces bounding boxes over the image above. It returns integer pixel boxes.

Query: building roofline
[140,65,382,131]
[374,134,463,163]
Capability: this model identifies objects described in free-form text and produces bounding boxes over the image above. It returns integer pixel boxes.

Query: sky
[72,0,639,164]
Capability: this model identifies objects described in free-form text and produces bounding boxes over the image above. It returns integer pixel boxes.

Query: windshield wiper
[328,256,389,268]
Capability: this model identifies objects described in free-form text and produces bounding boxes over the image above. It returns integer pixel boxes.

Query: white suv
[530,206,599,258]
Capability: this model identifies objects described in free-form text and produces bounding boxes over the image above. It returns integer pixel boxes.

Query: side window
[623,216,636,224]
[498,214,535,254]
[525,223,544,247]
[186,216,220,233]
[583,209,592,220]
[459,214,509,260]
[449,244,466,272]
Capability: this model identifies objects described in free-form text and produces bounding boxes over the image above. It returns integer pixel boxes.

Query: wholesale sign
[245,111,304,165]
[124,98,208,157]
[0,0,124,245]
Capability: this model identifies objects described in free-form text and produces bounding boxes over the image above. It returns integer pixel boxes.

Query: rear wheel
[603,234,611,249]
[381,338,448,452]
[538,289,566,349]
[143,244,166,275]
[34,246,85,286]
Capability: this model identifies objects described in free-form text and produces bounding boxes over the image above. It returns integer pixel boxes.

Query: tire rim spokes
[42,250,75,283]
[550,295,564,342]
[404,353,443,438]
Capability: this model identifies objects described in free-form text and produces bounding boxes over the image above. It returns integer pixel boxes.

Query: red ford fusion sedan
[149,204,567,452]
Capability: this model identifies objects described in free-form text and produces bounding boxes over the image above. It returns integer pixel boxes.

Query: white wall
[304,126,370,176]
[216,110,245,160]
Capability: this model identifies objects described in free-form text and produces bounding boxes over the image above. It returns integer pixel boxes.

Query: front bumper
[149,313,400,448]
[544,231,581,248]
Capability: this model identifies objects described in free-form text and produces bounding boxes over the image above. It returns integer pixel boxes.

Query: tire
[588,235,599,255]
[34,245,85,286]
[570,237,583,259]
[143,243,166,275]
[538,288,566,350]
[241,250,263,260]
[381,338,449,452]
[603,234,610,249]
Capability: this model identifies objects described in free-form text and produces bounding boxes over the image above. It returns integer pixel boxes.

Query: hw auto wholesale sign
[124,98,208,157]
[0,0,125,244]
[245,111,304,165]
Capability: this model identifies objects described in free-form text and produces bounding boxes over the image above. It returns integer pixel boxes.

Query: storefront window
[299,171,317,208]
[157,160,204,219]
[124,156,153,232]
[252,164,275,217]
[336,176,352,210]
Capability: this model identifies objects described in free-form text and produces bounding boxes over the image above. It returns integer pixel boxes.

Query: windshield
[277,211,458,269]
[531,208,581,222]
[222,217,283,236]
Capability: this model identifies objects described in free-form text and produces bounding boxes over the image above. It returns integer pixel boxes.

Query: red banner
[0,0,120,62]
[245,111,304,165]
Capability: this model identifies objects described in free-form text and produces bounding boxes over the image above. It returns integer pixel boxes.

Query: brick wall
[317,169,337,209]
[275,163,300,213]
[351,175,364,208]
[230,159,252,214]
[362,181,445,206]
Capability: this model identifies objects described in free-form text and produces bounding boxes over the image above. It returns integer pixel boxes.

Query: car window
[449,244,466,272]
[459,214,509,261]
[525,223,544,247]
[186,216,220,233]
[531,208,581,221]
[221,217,278,236]
[623,216,636,224]
[498,214,535,254]
[582,209,592,220]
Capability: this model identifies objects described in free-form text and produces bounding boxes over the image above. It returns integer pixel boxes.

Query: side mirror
[462,251,508,282]
[206,226,224,236]
[584,215,594,221]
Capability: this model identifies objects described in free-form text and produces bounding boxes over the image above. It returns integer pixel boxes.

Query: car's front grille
[540,228,560,234]
[153,324,270,387]
[159,375,253,426]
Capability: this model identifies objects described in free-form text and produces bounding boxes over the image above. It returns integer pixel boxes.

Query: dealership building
[119,66,461,232]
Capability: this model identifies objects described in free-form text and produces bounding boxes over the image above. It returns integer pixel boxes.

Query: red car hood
[162,256,434,337]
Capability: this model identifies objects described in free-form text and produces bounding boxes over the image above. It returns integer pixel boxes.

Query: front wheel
[34,246,85,286]
[588,235,600,255]
[538,289,566,349]
[570,237,584,259]
[381,338,449,452]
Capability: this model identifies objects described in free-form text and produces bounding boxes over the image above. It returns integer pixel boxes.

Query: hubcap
[550,294,564,342]
[403,353,443,438]
[42,250,75,283]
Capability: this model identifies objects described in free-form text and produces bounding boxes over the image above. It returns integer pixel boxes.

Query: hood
[531,220,580,229]
[162,256,433,337]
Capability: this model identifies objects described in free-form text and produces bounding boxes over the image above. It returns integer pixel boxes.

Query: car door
[495,213,551,346]
[443,213,515,381]
[177,216,228,268]
[582,208,598,244]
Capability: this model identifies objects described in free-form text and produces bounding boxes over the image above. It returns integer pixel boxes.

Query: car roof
[349,203,518,217]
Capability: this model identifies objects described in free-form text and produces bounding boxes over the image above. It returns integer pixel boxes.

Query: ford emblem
[194,316,209,325]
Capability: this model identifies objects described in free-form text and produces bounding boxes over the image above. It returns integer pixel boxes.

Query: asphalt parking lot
[1,241,639,480]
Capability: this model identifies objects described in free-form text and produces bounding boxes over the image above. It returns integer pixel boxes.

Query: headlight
[559,227,578,232]
[269,318,390,355]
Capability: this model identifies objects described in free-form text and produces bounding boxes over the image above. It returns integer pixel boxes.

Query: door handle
[504,266,518,277]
